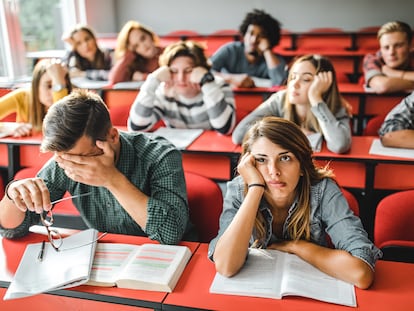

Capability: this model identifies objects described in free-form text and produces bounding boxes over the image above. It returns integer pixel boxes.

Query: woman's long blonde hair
[30,59,72,131]
[114,20,159,61]
[284,54,351,132]
[241,116,334,246]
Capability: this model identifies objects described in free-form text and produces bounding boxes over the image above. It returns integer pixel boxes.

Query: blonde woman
[109,20,162,84]
[0,58,71,136]
[210,116,381,289]
[232,54,352,153]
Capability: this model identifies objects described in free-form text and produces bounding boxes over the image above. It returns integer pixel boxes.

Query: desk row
[1,231,414,311]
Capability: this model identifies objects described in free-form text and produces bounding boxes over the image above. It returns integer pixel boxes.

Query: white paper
[369,138,414,159]
[0,122,23,138]
[4,229,98,300]
[150,127,203,149]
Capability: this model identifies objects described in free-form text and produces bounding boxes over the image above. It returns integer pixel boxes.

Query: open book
[4,228,98,300]
[210,248,356,307]
[86,243,191,292]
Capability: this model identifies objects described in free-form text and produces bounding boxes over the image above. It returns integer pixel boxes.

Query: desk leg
[7,145,21,182]
[229,154,240,181]
[362,162,377,241]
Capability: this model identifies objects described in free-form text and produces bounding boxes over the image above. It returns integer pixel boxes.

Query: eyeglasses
[40,192,93,251]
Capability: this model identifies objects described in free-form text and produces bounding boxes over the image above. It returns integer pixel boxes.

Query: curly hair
[239,9,282,47]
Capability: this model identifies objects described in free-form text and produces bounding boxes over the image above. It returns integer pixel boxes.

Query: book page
[116,244,191,292]
[87,243,139,286]
[369,138,414,159]
[280,252,356,307]
[209,248,284,299]
[150,127,204,149]
[4,229,98,300]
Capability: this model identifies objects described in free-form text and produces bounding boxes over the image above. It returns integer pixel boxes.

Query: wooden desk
[0,230,199,311]
[163,243,414,311]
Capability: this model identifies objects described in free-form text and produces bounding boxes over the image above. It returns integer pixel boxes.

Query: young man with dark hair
[210,9,287,88]
[0,89,192,245]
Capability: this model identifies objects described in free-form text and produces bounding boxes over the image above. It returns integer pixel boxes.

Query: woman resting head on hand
[210,116,381,289]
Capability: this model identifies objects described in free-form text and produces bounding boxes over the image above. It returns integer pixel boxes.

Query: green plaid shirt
[1,132,190,245]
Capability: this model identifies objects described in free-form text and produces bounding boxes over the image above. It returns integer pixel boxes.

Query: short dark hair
[41,89,112,152]
[239,9,282,47]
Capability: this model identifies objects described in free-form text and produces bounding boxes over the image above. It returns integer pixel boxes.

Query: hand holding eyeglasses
[40,192,92,251]
[6,178,54,214]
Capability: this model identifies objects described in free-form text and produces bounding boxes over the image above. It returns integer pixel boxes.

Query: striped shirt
[379,91,414,136]
[128,73,236,135]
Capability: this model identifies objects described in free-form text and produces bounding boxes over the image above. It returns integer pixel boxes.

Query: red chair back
[184,171,223,243]
[375,190,414,248]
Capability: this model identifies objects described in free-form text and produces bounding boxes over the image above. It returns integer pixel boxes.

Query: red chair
[341,188,359,217]
[363,114,386,136]
[374,190,414,263]
[184,171,223,243]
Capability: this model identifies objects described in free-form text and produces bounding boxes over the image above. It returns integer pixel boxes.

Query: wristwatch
[52,84,65,92]
[199,72,215,86]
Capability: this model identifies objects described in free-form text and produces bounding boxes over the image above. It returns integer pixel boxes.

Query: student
[0,58,71,136]
[0,89,191,245]
[378,90,414,148]
[108,20,163,84]
[363,21,414,94]
[210,9,287,88]
[62,24,113,81]
[128,40,236,134]
[232,54,352,154]
[209,116,381,289]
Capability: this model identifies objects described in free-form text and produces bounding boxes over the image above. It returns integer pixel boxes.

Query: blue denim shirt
[208,176,382,269]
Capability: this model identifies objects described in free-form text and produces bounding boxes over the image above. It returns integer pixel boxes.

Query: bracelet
[248,183,266,189]
[4,179,18,201]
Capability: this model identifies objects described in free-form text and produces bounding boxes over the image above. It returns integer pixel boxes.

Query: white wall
[107,0,414,34]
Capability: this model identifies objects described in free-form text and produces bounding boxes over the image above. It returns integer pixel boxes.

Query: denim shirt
[208,176,382,270]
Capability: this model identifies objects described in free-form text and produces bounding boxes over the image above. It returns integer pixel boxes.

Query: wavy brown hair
[241,116,334,246]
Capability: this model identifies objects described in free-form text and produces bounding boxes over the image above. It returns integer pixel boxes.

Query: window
[0,0,82,81]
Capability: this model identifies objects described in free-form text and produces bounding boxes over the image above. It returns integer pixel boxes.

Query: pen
[38,240,46,262]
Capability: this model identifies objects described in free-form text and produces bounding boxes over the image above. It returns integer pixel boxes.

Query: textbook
[4,228,99,300]
[86,243,192,292]
[210,248,357,307]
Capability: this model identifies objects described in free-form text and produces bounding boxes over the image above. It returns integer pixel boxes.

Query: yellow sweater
[0,88,68,123]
